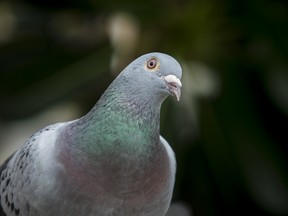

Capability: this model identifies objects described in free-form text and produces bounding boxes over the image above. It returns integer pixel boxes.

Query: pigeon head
[120,52,182,102]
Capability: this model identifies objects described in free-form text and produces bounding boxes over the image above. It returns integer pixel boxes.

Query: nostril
[162,75,182,88]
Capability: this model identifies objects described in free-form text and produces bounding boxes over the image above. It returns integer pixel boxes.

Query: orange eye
[147,58,157,69]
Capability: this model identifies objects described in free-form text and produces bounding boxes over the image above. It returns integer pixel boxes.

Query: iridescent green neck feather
[64,74,166,164]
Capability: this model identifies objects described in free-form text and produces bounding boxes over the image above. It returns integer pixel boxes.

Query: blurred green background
[0,0,288,215]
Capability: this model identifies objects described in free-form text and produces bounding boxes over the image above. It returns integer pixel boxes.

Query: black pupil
[149,59,156,68]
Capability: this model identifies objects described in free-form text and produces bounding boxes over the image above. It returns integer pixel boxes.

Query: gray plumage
[0,52,182,216]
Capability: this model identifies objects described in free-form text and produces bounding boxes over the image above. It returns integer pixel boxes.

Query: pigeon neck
[65,79,164,163]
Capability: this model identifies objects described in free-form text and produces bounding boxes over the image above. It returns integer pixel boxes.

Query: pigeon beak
[162,75,182,101]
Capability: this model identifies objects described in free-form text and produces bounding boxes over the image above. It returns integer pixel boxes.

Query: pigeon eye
[147,58,158,69]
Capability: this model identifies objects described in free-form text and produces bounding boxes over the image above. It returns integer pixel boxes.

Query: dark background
[0,0,288,215]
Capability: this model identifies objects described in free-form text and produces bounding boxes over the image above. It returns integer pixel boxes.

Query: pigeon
[0,52,182,216]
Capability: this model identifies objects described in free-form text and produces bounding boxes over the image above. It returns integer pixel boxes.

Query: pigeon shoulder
[0,121,68,216]
[160,135,176,185]
[160,136,176,173]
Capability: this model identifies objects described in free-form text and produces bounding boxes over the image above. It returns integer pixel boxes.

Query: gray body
[0,53,182,216]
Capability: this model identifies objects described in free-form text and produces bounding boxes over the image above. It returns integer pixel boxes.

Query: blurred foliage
[1,0,288,215]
